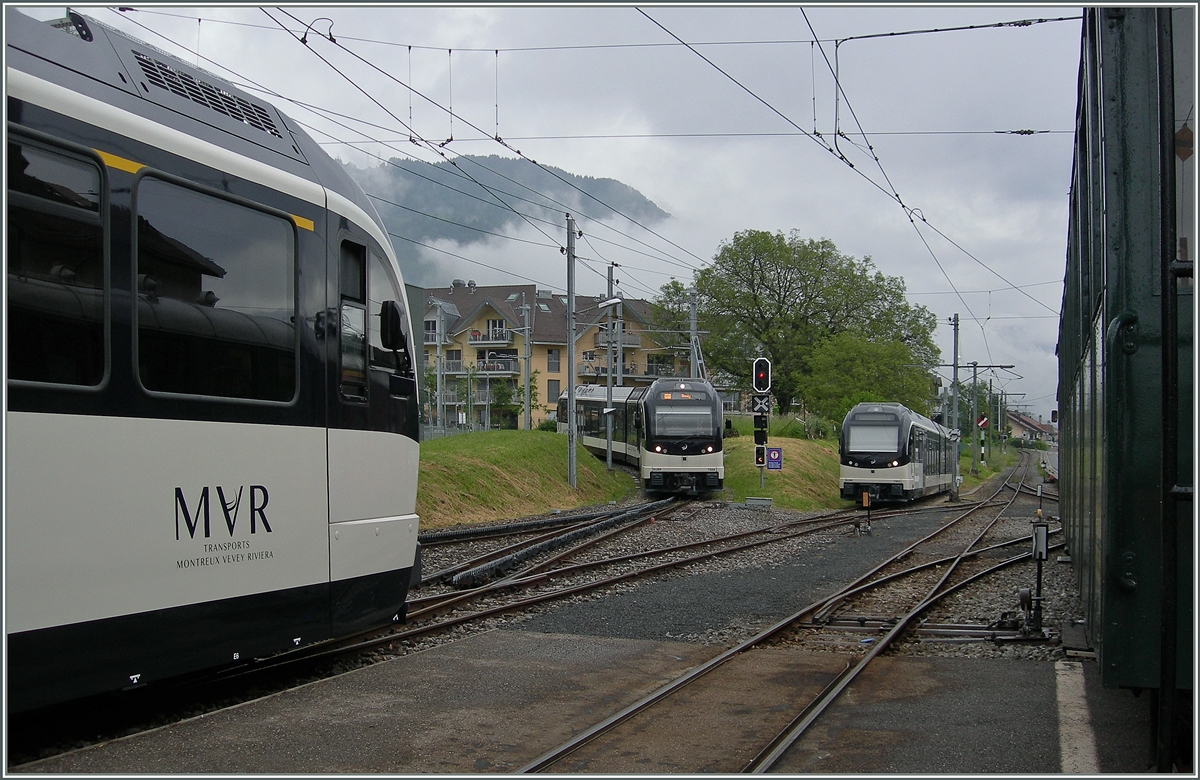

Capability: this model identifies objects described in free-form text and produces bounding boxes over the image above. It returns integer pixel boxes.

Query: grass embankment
[415,420,848,530]
[957,445,1021,495]
[415,425,1024,528]
[416,430,636,529]
[719,432,842,511]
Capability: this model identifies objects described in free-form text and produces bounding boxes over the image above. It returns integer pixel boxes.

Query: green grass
[718,433,843,511]
[957,444,1020,494]
[416,430,637,529]
[416,422,856,528]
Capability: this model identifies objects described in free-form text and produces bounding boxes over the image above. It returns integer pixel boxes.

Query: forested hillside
[343,155,669,287]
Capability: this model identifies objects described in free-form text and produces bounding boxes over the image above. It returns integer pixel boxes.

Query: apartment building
[421,280,691,429]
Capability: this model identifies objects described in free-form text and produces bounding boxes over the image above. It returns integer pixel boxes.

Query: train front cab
[839,405,912,502]
[641,381,724,495]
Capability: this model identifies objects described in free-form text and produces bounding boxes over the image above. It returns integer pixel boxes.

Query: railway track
[10,461,1058,769]
[5,496,862,765]
[518,451,1059,773]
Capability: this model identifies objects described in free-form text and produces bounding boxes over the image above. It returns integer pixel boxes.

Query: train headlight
[706,445,714,453]
[890,460,899,467]
[654,445,662,453]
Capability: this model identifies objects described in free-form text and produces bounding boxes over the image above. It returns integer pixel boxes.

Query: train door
[912,429,925,490]
[326,228,420,636]
[630,387,647,455]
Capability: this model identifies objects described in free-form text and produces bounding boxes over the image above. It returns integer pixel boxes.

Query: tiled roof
[421,282,651,346]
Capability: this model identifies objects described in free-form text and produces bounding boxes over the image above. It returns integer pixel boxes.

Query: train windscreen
[847,425,899,452]
[655,407,713,437]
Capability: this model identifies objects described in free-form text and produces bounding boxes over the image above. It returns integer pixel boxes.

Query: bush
[537,418,558,432]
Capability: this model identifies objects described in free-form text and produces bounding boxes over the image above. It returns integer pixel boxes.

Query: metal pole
[606,265,614,470]
[950,313,960,500]
[617,300,624,386]
[436,305,445,433]
[689,288,698,378]
[522,292,531,431]
[971,361,979,474]
[566,215,577,488]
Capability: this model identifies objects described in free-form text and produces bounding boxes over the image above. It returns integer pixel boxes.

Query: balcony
[468,327,513,345]
[477,358,519,374]
[577,362,679,379]
[593,331,642,349]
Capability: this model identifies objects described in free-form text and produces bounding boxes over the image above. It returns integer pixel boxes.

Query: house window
[547,379,561,404]
[424,319,438,342]
[546,348,561,373]
[582,350,596,362]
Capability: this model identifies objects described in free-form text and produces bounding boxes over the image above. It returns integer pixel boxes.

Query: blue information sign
[767,447,782,470]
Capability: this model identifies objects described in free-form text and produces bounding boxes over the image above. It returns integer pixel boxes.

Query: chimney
[451,279,466,289]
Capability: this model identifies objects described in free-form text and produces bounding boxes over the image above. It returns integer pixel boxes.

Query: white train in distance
[558,378,725,495]
[839,402,957,503]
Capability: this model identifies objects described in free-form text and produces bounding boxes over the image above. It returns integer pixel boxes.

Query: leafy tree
[690,230,939,412]
[648,279,692,349]
[797,332,936,423]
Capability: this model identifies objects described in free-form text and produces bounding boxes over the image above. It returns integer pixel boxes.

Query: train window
[7,140,106,386]
[8,142,101,211]
[367,250,411,374]
[339,242,368,401]
[654,407,712,437]
[135,177,295,401]
[846,425,898,452]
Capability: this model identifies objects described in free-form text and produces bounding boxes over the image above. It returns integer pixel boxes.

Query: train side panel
[5,9,421,710]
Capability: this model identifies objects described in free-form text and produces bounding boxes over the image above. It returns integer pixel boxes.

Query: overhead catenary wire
[118,7,1078,53]
[103,5,1060,381]
[637,4,1057,362]
[298,12,711,269]
[202,19,705,275]
[105,7,650,295]
[266,8,563,249]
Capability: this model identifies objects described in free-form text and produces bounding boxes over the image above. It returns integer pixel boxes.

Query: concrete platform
[13,628,1153,774]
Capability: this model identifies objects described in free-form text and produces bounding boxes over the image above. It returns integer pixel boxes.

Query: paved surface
[12,629,1153,774]
[12,498,1155,774]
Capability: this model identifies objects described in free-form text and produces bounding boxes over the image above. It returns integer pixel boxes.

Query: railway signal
[752,357,771,393]
[754,445,767,467]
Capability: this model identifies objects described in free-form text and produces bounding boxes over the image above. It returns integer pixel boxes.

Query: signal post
[752,358,771,488]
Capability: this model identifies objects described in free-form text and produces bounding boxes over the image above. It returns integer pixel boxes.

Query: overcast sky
[16,3,1082,420]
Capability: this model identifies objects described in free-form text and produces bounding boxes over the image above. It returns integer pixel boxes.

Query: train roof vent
[131,51,283,139]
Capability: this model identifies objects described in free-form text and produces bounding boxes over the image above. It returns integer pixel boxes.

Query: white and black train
[559,378,725,495]
[6,9,421,712]
[838,402,955,503]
